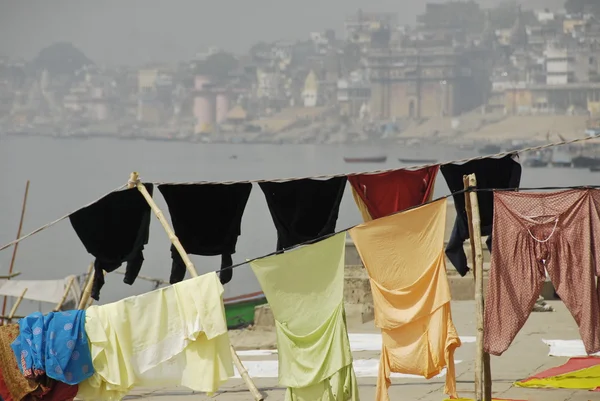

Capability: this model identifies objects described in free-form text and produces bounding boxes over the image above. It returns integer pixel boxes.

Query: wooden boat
[572,155,600,168]
[478,144,502,155]
[343,156,387,163]
[524,158,549,168]
[224,291,267,328]
[398,158,438,164]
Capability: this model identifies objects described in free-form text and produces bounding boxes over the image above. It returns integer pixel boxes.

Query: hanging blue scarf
[10,310,94,385]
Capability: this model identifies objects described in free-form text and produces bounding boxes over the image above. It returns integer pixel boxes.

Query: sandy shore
[117,300,594,401]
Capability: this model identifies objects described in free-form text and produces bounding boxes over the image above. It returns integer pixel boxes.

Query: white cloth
[0,275,80,304]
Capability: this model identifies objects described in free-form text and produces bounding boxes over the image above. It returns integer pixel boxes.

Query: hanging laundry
[11,310,93,385]
[158,183,252,285]
[484,189,600,356]
[69,185,153,300]
[250,233,359,401]
[0,324,46,401]
[259,177,347,251]
[77,272,233,401]
[0,324,78,401]
[349,199,461,401]
[440,155,522,276]
[348,166,438,222]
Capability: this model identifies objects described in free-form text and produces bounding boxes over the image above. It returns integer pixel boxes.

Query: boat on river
[343,156,387,163]
[398,158,438,164]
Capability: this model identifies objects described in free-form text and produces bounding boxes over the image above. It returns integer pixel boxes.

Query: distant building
[302,70,320,107]
[337,70,371,118]
[368,45,489,119]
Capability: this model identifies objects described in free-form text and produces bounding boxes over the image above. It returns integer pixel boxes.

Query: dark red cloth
[348,166,438,219]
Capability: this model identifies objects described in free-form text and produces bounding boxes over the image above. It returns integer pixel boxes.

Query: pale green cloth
[250,233,359,401]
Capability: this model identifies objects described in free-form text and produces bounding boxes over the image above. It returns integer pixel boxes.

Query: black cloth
[69,184,153,300]
[259,177,347,251]
[440,155,522,276]
[158,183,252,285]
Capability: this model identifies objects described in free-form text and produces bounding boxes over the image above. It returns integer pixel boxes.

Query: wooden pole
[78,262,95,310]
[7,288,27,324]
[127,172,263,401]
[53,276,76,312]
[2,181,30,317]
[464,174,491,401]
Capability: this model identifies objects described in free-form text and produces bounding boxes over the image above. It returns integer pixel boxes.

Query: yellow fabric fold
[250,233,359,401]
[349,199,461,401]
[514,365,600,390]
[77,272,233,401]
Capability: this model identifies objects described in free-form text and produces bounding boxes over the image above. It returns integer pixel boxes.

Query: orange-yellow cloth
[349,199,461,401]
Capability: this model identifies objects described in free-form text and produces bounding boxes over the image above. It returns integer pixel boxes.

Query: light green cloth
[250,233,359,401]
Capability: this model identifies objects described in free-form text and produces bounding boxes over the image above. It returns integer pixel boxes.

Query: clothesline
[150,134,597,185]
[215,184,600,274]
[0,134,596,253]
[0,184,127,252]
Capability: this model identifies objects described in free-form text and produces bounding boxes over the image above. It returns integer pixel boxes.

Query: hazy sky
[0,0,563,66]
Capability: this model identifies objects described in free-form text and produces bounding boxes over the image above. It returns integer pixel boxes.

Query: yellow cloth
[250,233,359,401]
[77,272,233,401]
[349,199,461,401]
[514,364,600,390]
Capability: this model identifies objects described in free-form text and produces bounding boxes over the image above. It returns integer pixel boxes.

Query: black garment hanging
[69,184,153,300]
[259,177,347,251]
[440,155,522,276]
[158,183,252,285]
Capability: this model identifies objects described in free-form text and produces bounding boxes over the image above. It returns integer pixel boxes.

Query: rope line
[151,134,599,185]
[0,134,597,253]
[0,184,128,252]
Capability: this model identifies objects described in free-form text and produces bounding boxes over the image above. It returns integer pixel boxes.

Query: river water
[0,136,597,311]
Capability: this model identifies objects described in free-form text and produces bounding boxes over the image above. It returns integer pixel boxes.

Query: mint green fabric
[250,233,359,401]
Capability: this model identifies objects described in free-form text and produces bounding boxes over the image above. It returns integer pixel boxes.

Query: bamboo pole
[2,181,30,317]
[464,174,491,401]
[53,276,76,312]
[78,262,96,310]
[7,288,27,324]
[127,172,263,401]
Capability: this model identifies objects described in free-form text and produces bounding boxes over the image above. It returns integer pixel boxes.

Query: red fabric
[348,166,439,219]
[521,356,600,391]
[40,381,78,401]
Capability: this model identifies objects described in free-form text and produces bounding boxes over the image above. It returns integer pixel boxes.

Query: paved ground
[120,301,595,401]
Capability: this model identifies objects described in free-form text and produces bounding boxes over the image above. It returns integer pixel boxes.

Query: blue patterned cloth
[10,310,94,385]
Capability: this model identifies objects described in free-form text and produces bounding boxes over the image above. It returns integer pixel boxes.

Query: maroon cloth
[348,166,438,219]
[484,189,600,356]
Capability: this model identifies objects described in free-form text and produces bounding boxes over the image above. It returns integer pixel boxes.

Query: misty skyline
[0,0,564,66]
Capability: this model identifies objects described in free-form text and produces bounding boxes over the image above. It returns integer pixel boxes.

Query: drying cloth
[348,166,438,221]
[77,272,233,401]
[515,357,600,391]
[158,183,252,285]
[349,199,461,401]
[0,324,49,401]
[259,177,346,251]
[250,233,359,401]
[0,277,80,306]
[484,189,600,356]
[440,155,521,276]
[69,185,153,300]
[11,311,93,385]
